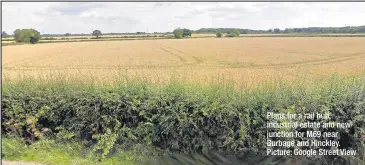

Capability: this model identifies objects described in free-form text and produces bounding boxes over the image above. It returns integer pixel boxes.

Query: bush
[226,29,240,37]
[182,29,192,37]
[173,29,184,39]
[13,29,41,43]
[232,29,240,37]
[2,76,365,164]
[216,32,222,38]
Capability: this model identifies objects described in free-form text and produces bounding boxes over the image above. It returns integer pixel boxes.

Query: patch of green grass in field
[2,138,136,165]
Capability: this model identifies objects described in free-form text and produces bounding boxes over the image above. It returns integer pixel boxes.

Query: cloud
[154,2,172,8]
[2,2,365,34]
[49,2,105,15]
[175,15,191,20]
[134,4,145,9]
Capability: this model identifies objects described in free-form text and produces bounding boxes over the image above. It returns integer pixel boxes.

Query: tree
[13,29,41,43]
[92,30,102,38]
[65,33,71,36]
[182,29,192,37]
[2,31,9,38]
[173,28,184,39]
[192,26,365,35]
[283,28,290,33]
[231,29,240,37]
[274,28,280,33]
[216,32,222,38]
[30,37,38,44]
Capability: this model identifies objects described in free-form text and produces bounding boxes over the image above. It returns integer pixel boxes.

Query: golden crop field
[1,40,16,44]
[191,33,217,37]
[3,37,365,85]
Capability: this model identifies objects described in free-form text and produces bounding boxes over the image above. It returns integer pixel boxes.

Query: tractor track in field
[165,46,203,64]
[149,43,187,62]
[4,52,364,71]
[158,47,187,62]
[4,50,364,71]
[149,42,203,64]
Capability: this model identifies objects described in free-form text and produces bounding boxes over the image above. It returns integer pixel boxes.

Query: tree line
[3,25,365,44]
[194,26,365,34]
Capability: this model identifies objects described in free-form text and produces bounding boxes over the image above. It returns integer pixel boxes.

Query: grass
[2,71,364,117]
[2,138,137,165]
[2,70,364,97]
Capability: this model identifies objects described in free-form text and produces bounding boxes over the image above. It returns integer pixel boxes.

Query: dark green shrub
[2,76,365,163]
[182,29,192,37]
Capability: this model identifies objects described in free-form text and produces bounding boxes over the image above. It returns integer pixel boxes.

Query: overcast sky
[2,2,365,34]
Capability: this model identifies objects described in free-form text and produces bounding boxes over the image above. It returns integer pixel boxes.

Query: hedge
[2,75,365,164]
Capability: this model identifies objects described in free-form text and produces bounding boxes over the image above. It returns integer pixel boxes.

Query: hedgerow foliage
[2,75,365,164]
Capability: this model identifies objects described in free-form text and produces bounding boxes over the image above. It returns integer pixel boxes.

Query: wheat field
[3,37,365,85]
